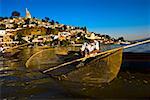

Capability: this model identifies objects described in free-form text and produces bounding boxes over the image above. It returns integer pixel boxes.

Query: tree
[105,35,111,39]
[56,21,59,24]
[51,20,55,25]
[13,24,18,29]
[0,17,3,21]
[45,17,50,22]
[51,29,59,35]
[63,25,67,31]
[16,32,23,44]
[42,19,45,22]
[46,28,52,35]
[118,37,125,41]
[83,26,87,33]
[25,18,30,24]
[11,11,20,17]
[0,24,6,29]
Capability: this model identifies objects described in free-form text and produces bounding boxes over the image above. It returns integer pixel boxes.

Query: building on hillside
[6,24,14,29]
[3,33,14,43]
[0,30,6,36]
[0,30,6,42]
[26,8,32,18]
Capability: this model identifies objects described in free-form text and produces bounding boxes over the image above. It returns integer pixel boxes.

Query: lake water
[0,43,150,99]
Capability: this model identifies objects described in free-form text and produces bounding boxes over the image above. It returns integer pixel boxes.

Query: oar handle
[123,39,150,49]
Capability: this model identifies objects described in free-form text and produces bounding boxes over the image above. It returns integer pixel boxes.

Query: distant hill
[133,37,150,42]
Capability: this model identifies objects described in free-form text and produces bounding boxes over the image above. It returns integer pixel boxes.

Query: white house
[29,24,36,27]
[0,30,6,42]
[58,32,71,37]
[23,25,28,28]
[6,24,14,29]
[0,30,6,36]
[6,29,16,32]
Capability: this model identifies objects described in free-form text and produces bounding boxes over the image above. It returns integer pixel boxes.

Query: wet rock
[81,87,86,91]
[118,76,122,79]
[124,79,127,82]
[129,81,132,83]
[89,84,94,86]
[51,96,55,98]
[83,83,86,86]
[30,95,33,97]
[143,80,148,84]
[98,84,102,87]
[126,71,130,74]
[131,76,135,79]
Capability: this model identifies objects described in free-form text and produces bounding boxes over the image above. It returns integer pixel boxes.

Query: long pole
[123,39,150,49]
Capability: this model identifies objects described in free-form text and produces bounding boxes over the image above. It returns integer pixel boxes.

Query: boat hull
[46,48,123,84]
[47,48,123,97]
[58,48,122,83]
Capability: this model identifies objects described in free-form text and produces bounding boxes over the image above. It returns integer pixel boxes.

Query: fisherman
[51,35,59,46]
[80,33,100,57]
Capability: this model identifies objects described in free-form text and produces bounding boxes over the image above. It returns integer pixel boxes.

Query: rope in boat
[43,39,150,73]
[25,48,54,68]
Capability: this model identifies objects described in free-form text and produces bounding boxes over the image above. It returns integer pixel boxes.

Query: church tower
[26,8,32,18]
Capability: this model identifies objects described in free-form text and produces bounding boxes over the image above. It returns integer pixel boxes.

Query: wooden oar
[43,39,150,73]
[123,39,150,49]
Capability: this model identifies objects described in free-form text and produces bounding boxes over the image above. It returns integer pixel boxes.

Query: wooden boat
[25,40,149,84]
[24,40,150,97]
[43,47,123,84]
[41,40,150,84]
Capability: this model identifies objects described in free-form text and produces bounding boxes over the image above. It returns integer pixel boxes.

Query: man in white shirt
[80,33,100,57]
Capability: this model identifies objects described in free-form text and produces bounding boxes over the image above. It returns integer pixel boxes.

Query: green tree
[118,37,125,41]
[51,29,59,35]
[13,24,18,29]
[51,20,55,25]
[45,17,50,22]
[16,32,23,44]
[63,25,67,31]
[0,17,4,21]
[105,35,111,40]
[83,26,87,33]
[56,21,59,24]
[0,24,6,29]
[42,19,45,22]
[25,18,30,24]
[11,11,20,17]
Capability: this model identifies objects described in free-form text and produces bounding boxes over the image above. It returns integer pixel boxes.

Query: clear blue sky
[0,0,150,40]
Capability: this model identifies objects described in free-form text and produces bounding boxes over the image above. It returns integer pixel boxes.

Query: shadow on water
[0,46,150,99]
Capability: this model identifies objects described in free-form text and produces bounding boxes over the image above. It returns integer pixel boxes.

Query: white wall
[0,30,6,36]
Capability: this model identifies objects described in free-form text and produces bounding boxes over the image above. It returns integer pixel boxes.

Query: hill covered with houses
[0,9,129,47]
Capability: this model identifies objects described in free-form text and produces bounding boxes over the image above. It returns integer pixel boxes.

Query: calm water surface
[0,44,150,99]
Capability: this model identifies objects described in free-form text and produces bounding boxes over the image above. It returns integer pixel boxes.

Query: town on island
[0,8,131,56]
